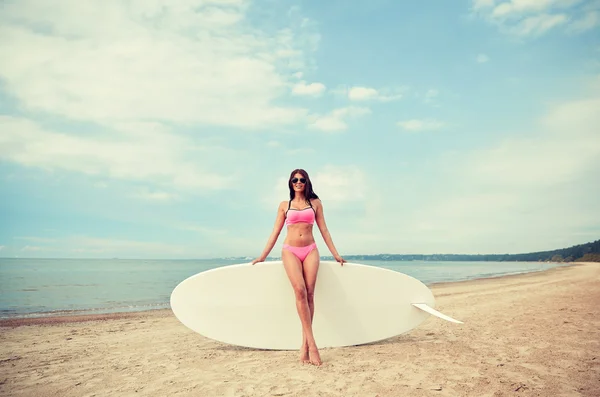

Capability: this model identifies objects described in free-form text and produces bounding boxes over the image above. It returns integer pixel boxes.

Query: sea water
[0,258,566,319]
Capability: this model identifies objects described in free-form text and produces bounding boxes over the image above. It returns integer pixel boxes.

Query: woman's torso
[283,199,316,247]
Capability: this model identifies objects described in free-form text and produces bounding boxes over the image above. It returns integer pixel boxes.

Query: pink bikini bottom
[283,243,317,262]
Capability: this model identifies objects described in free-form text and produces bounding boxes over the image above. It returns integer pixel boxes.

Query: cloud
[425,89,439,99]
[346,86,404,102]
[476,53,490,63]
[0,0,320,129]
[0,116,236,193]
[173,223,228,236]
[421,89,442,106]
[15,236,58,243]
[348,87,379,101]
[265,140,314,154]
[287,148,316,155]
[491,0,569,17]
[292,81,326,96]
[471,0,598,37]
[128,189,179,203]
[567,10,600,33]
[465,106,598,187]
[473,77,600,187]
[4,231,245,258]
[18,235,192,257]
[309,107,371,132]
[311,165,369,203]
[269,164,369,208]
[473,0,496,10]
[21,246,42,252]
[348,83,600,255]
[407,82,600,250]
[510,13,569,36]
[397,119,445,132]
[69,236,188,257]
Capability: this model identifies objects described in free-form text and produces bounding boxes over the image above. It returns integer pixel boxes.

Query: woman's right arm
[251,201,286,265]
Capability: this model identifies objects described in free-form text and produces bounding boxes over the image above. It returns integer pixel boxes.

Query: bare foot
[299,345,310,364]
[308,347,322,366]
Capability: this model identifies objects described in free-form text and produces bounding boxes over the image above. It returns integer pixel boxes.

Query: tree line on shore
[323,239,600,262]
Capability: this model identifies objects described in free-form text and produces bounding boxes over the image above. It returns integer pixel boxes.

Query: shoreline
[428,260,579,287]
[0,262,581,328]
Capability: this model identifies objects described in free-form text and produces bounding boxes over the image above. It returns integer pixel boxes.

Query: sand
[1,262,598,397]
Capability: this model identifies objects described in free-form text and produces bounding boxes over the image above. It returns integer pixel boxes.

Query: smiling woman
[252,168,345,366]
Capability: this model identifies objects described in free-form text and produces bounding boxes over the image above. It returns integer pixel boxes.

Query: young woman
[251,168,346,366]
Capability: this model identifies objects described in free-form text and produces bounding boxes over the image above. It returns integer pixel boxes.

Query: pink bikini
[283,200,317,262]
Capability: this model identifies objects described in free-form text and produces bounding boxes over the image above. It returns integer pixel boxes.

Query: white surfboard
[170,261,462,350]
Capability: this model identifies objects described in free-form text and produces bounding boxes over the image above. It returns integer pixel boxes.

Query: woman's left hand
[334,255,346,266]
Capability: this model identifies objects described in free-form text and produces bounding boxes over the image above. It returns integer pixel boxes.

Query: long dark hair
[288,169,319,202]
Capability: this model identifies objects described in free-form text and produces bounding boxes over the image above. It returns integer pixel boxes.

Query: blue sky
[1,0,599,259]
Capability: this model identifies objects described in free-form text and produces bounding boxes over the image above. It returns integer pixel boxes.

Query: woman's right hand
[251,256,266,265]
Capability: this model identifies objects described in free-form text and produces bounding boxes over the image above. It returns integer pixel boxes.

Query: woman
[251,169,346,366]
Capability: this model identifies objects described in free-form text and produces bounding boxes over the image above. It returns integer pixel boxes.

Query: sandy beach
[1,262,598,397]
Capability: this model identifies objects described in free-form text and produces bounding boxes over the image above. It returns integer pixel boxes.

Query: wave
[0,302,171,319]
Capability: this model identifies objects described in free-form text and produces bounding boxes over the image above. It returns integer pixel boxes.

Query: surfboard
[170,261,462,350]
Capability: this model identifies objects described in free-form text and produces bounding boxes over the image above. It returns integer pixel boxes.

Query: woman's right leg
[282,247,319,364]
[300,246,321,365]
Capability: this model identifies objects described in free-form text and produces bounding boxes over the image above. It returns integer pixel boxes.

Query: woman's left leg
[301,246,321,365]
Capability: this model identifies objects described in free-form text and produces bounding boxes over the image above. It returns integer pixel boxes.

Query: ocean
[0,258,567,319]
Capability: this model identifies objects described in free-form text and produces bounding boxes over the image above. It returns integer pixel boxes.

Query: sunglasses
[291,178,306,184]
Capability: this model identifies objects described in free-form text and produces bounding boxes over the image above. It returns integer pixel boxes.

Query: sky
[0,0,599,259]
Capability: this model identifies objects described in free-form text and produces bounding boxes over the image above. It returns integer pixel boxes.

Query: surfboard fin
[412,303,463,324]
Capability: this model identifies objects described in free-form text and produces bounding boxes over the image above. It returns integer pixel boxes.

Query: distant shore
[1,262,598,396]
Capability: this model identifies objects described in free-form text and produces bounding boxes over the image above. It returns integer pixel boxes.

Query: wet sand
[1,262,598,396]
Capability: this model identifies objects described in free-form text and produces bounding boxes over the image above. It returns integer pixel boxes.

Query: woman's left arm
[314,199,346,265]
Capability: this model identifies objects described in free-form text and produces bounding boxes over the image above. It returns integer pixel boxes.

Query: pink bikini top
[285,200,316,226]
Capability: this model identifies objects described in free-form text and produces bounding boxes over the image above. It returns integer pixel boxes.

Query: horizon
[1,237,595,261]
[1,1,599,259]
